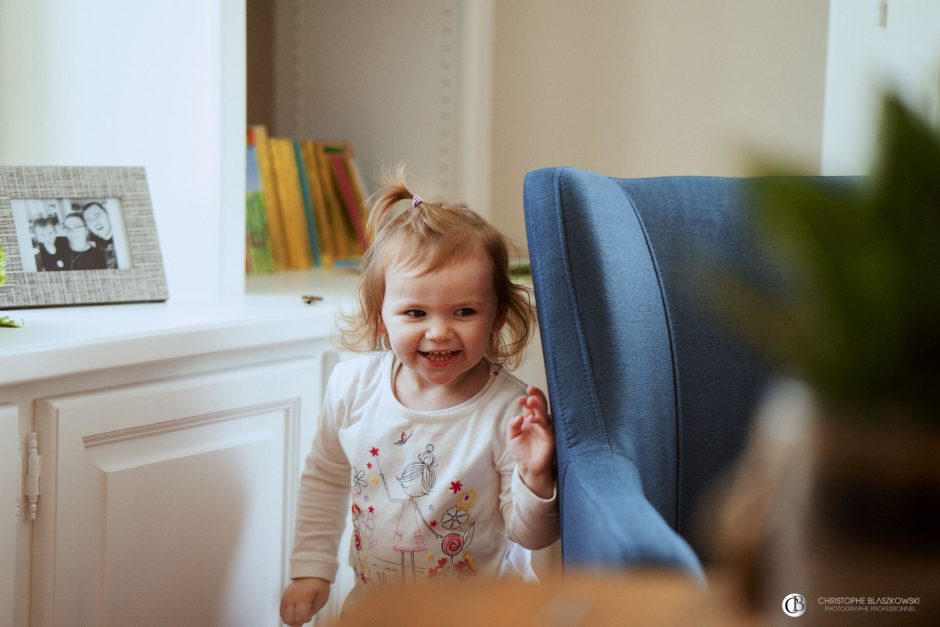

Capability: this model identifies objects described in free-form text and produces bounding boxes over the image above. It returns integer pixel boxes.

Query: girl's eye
[405,310,426,318]
[455,308,476,317]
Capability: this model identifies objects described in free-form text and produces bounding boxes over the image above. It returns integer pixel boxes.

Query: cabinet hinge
[26,432,41,521]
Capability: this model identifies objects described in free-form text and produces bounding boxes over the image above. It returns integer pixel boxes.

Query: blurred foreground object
[340,570,745,627]
[711,93,940,625]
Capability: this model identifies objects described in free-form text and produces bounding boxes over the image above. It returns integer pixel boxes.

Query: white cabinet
[1,404,23,627]
[31,359,320,627]
[1,297,345,627]
[2,279,554,626]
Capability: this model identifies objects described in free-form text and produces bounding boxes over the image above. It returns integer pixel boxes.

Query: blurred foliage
[719,93,939,426]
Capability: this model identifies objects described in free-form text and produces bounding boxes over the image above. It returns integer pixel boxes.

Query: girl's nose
[424,317,453,341]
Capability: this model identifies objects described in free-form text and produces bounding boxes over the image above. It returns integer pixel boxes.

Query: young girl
[280,167,558,626]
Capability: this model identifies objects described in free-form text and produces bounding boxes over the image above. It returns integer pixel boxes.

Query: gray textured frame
[0,166,168,308]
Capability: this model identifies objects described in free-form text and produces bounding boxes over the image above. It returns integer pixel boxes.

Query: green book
[245,142,274,274]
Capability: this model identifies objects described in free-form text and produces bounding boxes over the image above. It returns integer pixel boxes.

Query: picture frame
[0,166,168,308]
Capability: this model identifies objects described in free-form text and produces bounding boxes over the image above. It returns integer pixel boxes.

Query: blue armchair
[523,168,777,578]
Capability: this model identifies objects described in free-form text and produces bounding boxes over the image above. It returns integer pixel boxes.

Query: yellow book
[269,137,313,269]
[250,125,289,271]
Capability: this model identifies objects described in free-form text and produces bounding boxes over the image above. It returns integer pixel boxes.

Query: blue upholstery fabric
[523,168,777,577]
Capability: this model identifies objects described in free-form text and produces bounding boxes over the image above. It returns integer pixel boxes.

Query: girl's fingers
[527,385,548,404]
[508,414,526,437]
[524,387,549,413]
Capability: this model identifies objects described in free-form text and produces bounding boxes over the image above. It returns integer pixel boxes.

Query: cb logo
[782,593,807,617]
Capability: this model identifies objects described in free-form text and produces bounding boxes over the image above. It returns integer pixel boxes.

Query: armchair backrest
[523,168,774,565]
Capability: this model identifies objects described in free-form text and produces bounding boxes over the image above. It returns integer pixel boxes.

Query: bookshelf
[245,0,493,240]
[242,0,548,396]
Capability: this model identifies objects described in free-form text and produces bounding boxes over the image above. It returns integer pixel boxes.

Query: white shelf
[244,266,360,299]
[0,294,349,387]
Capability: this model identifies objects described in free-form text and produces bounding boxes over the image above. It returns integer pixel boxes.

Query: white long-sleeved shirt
[289,351,559,587]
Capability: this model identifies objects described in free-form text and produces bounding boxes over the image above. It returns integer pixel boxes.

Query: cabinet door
[1,404,24,627]
[31,358,321,627]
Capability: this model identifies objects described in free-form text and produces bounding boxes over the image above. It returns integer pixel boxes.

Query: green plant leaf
[714,92,940,425]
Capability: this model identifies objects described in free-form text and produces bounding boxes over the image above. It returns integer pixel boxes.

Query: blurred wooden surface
[338,569,754,627]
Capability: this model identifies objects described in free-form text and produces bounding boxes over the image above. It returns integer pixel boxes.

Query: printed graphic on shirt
[349,438,479,586]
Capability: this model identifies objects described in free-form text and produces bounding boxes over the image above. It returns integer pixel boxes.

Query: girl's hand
[508,386,556,499]
[280,577,330,626]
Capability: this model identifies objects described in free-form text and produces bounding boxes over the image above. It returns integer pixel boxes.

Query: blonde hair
[338,165,535,369]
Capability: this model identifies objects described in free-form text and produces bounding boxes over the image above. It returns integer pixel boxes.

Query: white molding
[220,0,247,295]
[458,0,495,221]
[0,404,20,627]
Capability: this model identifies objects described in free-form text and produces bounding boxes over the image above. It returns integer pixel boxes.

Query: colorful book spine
[293,140,322,266]
[326,146,369,252]
[249,125,289,271]
[269,137,313,269]
[245,138,274,274]
[314,142,357,258]
[300,139,336,266]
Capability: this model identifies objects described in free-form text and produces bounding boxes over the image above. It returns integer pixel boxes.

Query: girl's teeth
[424,350,455,362]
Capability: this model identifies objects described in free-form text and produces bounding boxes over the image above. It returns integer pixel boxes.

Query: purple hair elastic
[412,195,423,208]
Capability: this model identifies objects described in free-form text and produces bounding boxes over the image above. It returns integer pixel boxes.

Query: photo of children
[12,197,132,272]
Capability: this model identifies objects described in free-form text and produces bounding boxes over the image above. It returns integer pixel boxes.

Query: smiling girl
[280,165,559,626]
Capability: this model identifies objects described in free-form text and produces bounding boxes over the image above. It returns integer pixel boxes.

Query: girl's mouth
[419,350,460,366]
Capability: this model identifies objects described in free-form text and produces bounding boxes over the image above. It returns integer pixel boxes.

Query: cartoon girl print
[379,444,442,584]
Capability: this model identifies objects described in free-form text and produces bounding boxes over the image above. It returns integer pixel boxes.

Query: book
[313,142,359,259]
[244,130,368,273]
[322,141,369,251]
[245,132,274,274]
[299,139,336,266]
[342,146,371,239]
[249,125,289,271]
[292,140,322,266]
[269,137,313,269]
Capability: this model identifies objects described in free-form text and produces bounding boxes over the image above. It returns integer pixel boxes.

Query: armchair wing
[523,167,774,577]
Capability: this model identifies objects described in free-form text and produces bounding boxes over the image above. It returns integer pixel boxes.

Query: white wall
[822,0,940,175]
[0,0,245,299]
[271,0,461,204]
[490,0,831,252]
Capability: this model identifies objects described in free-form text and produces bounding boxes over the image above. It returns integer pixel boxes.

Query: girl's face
[381,250,504,402]
[399,476,426,498]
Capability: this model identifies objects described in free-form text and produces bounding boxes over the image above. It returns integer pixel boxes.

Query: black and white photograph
[13,197,131,272]
[0,166,168,308]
